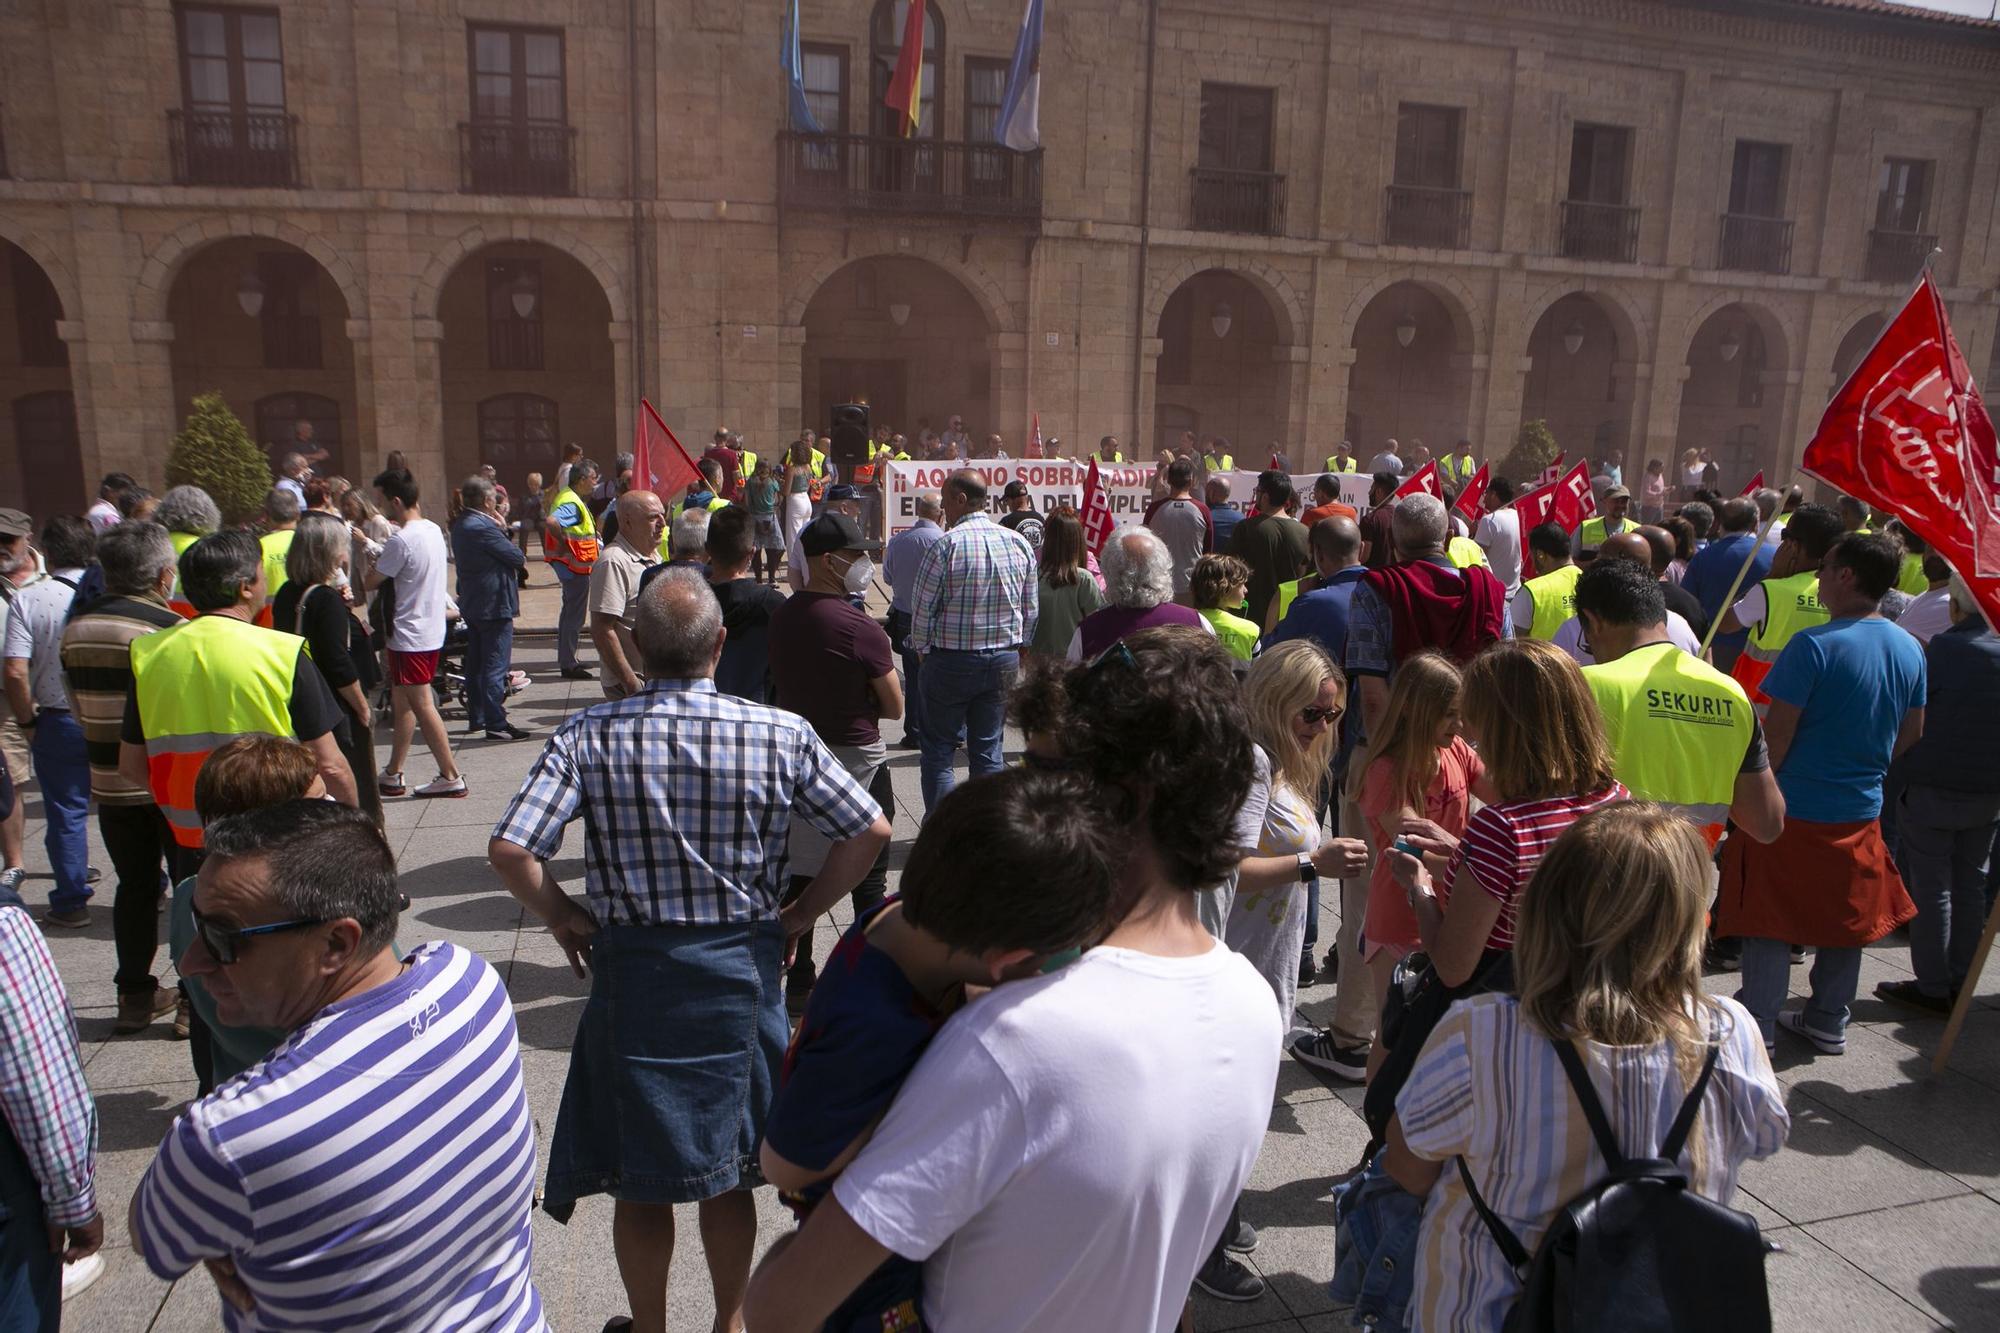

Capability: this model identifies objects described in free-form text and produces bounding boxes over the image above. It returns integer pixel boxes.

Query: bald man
[1637,524,1715,644]
[1552,529,1704,665]
[591,489,667,698]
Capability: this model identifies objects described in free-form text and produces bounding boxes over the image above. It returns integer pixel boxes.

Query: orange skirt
[1715,816,1915,948]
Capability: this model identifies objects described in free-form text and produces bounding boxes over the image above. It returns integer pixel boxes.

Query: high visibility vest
[1091,450,1124,464]
[1897,553,1928,597]
[1523,563,1582,641]
[260,529,294,603]
[1273,578,1304,625]
[809,449,827,477]
[1324,456,1358,473]
[1730,572,1828,714]
[1199,607,1259,662]
[129,615,303,849]
[1584,641,1752,830]
[1204,454,1234,473]
[1578,516,1625,550]
[1441,454,1477,487]
[738,449,758,480]
[167,530,201,619]
[543,487,599,574]
[1446,535,1488,570]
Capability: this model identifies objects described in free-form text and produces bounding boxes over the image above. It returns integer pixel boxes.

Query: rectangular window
[965,57,1008,144]
[1728,141,1788,217]
[1876,157,1932,233]
[1567,123,1631,205]
[486,258,544,372]
[1393,104,1462,189]
[178,6,285,117]
[258,251,321,371]
[1198,83,1274,172]
[801,43,848,134]
[469,24,566,127]
[10,248,65,369]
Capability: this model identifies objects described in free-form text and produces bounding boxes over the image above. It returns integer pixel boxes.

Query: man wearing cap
[996,480,1046,554]
[768,513,901,1010]
[788,484,865,595]
[591,491,666,701]
[1575,483,1633,557]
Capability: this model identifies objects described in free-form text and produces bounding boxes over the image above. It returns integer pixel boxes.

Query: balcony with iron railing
[168,109,300,188]
[1865,228,1937,285]
[1717,214,1794,276]
[460,121,577,197]
[1559,199,1640,263]
[1190,167,1286,236]
[776,132,1042,222]
[1385,184,1471,249]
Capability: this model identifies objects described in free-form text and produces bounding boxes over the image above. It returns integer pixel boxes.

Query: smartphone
[1393,838,1424,858]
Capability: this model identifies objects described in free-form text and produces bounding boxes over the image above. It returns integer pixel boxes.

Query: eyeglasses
[1299,704,1343,725]
[189,904,329,965]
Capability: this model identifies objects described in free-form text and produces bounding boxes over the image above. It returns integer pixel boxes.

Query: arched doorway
[437,243,615,497]
[1832,313,1887,386]
[0,242,80,515]
[1678,304,1789,491]
[1154,269,1292,457]
[167,238,359,481]
[1521,293,1637,466]
[801,256,994,445]
[1344,281,1472,458]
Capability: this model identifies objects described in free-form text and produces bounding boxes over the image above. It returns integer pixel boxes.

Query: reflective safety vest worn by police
[1730,571,1828,714]
[1522,563,1582,641]
[1584,641,1753,828]
[544,486,599,575]
[129,615,303,849]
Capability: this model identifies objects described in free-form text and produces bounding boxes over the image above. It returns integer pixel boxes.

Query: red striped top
[1443,783,1630,950]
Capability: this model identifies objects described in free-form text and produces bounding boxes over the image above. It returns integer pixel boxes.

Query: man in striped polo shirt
[131,803,546,1331]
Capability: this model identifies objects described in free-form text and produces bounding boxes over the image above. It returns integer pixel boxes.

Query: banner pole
[1933,893,2000,1076]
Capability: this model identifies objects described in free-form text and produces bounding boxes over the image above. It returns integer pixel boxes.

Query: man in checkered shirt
[489,566,891,1333]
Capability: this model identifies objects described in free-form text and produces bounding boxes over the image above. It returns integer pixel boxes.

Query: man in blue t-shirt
[1717,532,1927,1054]
[757,768,1116,1333]
[1679,496,1773,672]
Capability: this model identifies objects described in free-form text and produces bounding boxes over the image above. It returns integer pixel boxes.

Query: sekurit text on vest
[1644,687,1738,723]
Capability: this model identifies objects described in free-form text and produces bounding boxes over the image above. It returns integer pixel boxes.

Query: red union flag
[1511,462,1597,568]
[1080,458,1116,556]
[1739,470,1766,497]
[1803,273,2000,624]
[1396,460,1443,500]
[1537,452,1567,486]
[1454,463,1491,525]
[632,399,702,498]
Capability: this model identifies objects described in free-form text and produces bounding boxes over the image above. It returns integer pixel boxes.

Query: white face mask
[842,554,875,597]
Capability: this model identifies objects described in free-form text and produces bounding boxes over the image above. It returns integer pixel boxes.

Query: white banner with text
[880,462,1377,535]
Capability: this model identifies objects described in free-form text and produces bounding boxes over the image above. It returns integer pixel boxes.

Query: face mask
[842,555,875,596]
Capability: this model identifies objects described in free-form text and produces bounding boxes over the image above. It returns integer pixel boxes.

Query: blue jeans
[917,648,1016,813]
[1896,785,2000,998]
[463,617,515,731]
[1739,937,1862,1043]
[886,609,924,744]
[553,565,589,670]
[29,712,90,913]
[0,1198,59,1333]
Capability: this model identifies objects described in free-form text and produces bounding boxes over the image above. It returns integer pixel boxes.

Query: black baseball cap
[1001,480,1030,500]
[799,512,879,557]
[825,483,861,504]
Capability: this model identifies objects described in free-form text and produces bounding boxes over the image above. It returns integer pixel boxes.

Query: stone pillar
[1276,343,1311,453]
[126,321,180,483]
[776,324,807,439]
[609,321,634,462]
[1481,271,1532,453]
[990,331,1029,446]
[408,317,446,501]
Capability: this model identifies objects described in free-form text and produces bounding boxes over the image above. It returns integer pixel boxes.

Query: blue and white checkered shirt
[907,512,1038,654]
[492,678,881,927]
[0,905,96,1227]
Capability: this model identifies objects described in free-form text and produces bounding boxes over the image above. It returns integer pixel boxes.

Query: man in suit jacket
[451,475,530,740]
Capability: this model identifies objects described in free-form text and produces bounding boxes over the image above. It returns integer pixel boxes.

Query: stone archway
[1152,268,1297,458]
[1678,301,1791,492]
[1342,279,1479,459]
[1520,292,1642,466]
[0,242,81,514]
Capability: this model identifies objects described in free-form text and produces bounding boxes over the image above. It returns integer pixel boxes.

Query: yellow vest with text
[1584,642,1752,828]
[1523,563,1582,641]
[129,615,303,849]
[544,486,599,574]
[1729,572,1828,713]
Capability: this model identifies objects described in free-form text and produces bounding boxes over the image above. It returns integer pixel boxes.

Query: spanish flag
[883,0,926,138]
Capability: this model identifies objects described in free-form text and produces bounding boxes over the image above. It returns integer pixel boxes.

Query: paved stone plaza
[26,582,2000,1332]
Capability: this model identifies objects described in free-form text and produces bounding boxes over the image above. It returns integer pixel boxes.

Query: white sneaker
[377,769,407,797]
[412,774,468,799]
[61,1251,104,1301]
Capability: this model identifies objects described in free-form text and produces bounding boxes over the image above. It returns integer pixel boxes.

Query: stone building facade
[0,0,1996,511]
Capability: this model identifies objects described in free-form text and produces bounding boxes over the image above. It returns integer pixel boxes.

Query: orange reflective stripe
[1730,651,1777,710]
[148,751,209,847]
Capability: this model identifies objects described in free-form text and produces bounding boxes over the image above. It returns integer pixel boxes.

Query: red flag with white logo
[1803,272,2000,624]
[1395,460,1443,500]
[1453,464,1491,526]
[1537,452,1567,486]
[1510,462,1597,569]
[1739,470,1766,497]
[1080,458,1116,556]
[633,399,702,498]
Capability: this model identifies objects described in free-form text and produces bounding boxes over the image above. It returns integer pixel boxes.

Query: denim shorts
[542,919,788,1218]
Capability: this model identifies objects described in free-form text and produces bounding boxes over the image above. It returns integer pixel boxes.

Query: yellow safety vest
[1090,451,1123,464]
[1273,578,1303,625]
[809,449,827,478]
[1204,454,1235,473]
[1729,572,1828,714]
[1199,607,1260,662]
[1446,535,1488,570]
[260,529,294,604]
[1897,553,1928,597]
[1523,563,1582,641]
[1324,455,1358,473]
[1578,516,1626,550]
[129,615,303,849]
[1583,641,1752,829]
[738,449,758,480]
[1441,454,1477,487]
[167,529,202,618]
[544,486,599,574]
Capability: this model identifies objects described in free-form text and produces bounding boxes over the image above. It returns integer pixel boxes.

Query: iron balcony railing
[1559,199,1640,263]
[460,121,577,197]
[1385,184,1471,248]
[1718,213,1794,275]
[777,131,1043,221]
[168,108,300,188]
[1865,228,1937,285]
[1190,166,1286,236]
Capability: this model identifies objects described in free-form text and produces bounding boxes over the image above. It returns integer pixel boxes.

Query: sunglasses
[190,895,409,965]
[1299,704,1343,725]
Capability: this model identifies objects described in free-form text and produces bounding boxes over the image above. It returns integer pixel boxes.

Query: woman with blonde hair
[1383,803,1789,1331]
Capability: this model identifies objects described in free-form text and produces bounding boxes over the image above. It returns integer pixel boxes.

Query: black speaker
[830,403,871,468]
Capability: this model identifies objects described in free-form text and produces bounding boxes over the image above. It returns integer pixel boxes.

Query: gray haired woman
[156,485,222,613]
[271,513,382,825]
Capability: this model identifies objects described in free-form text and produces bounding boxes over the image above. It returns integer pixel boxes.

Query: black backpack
[1457,1034,1773,1333]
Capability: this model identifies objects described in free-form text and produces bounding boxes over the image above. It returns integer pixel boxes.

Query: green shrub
[1498,418,1561,485]
[164,392,270,526]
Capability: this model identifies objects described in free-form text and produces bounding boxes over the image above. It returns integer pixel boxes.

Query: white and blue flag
[993,0,1043,151]
[781,0,824,134]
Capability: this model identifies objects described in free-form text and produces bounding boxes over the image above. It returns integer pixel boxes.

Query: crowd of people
[0,419,1989,1333]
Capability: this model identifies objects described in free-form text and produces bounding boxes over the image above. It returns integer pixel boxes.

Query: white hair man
[1065,526,1214,662]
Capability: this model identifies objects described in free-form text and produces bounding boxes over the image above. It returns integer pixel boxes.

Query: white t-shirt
[1896,587,1953,644]
[1474,508,1524,593]
[833,943,1282,1333]
[1551,612,1701,666]
[373,517,448,652]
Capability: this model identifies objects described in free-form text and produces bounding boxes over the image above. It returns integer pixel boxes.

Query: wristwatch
[1296,851,1316,883]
